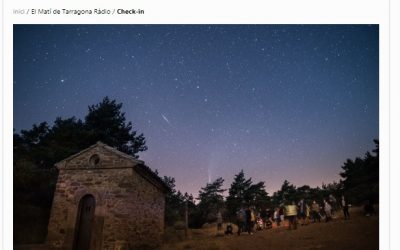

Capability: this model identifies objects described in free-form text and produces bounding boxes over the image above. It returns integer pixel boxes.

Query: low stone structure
[46,142,169,250]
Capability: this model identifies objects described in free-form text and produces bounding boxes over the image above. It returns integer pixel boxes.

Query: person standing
[324,200,332,222]
[311,200,321,223]
[265,208,273,229]
[298,199,307,226]
[285,201,298,230]
[236,208,245,235]
[260,208,268,229]
[274,207,281,227]
[250,208,256,234]
[329,194,337,216]
[279,206,285,225]
[245,207,253,235]
[341,195,350,220]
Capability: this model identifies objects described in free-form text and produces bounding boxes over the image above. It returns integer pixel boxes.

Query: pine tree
[85,96,147,158]
[226,170,252,217]
[339,139,379,204]
[226,170,270,218]
[197,177,226,223]
[272,180,297,205]
[245,181,270,208]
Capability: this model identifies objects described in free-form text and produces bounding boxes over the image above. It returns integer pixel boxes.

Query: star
[13,24,378,199]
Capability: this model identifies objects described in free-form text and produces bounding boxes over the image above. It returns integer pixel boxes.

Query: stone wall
[47,144,165,250]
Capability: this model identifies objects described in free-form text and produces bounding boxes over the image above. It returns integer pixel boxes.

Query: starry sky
[13,25,379,196]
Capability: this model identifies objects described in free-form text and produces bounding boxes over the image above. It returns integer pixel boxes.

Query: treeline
[162,140,379,228]
[13,96,379,242]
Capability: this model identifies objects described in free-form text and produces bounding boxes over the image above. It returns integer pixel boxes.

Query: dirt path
[163,208,379,250]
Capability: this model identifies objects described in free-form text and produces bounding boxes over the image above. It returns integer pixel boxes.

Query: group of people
[227,194,352,235]
[234,206,261,235]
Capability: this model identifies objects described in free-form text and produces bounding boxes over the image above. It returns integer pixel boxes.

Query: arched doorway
[73,194,96,250]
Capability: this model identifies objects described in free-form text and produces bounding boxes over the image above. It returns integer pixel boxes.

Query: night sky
[13,25,378,196]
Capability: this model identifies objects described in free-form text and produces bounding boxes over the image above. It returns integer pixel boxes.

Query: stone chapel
[46,141,169,250]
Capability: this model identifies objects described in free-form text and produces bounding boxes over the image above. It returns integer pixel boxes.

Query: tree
[272,180,297,206]
[226,170,252,217]
[245,181,270,209]
[158,175,202,228]
[15,97,147,172]
[296,185,312,201]
[85,96,147,158]
[197,177,226,224]
[226,170,270,219]
[339,139,379,204]
[163,176,188,226]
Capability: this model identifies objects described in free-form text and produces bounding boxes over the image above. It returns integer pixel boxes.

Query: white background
[1,0,397,249]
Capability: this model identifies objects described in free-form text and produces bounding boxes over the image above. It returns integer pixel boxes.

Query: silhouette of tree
[340,139,379,204]
[226,170,270,219]
[272,180,297,206]
[197,177,226,224]
[245,181,270,208]
[226,170,252,217]
[85,97,147,157]
[162,176,196,226]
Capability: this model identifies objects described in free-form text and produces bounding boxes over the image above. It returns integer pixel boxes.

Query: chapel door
[74,194,96,250]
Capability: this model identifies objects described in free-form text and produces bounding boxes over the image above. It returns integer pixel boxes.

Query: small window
[89,154,100,167]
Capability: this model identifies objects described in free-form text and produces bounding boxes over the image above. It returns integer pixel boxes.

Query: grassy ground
[162,207,379,250]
